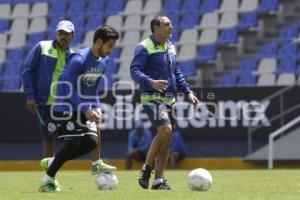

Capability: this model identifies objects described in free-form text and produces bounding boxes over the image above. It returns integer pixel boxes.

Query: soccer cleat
[138,165,152,189]
[39,179,62,193]
[91,160,117,175]
[40,157,51,172]
[151,179,172,190]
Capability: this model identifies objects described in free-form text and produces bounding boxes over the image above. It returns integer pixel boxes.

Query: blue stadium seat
[163,0,181,12]
[105,0,123,16]
[257,42,277,58]
[237,12,258,29]
[165,12,179,28]
[1,77,21,91]
[110,47,121,59]
[258,0,279,13]
[69,16,85,31]
[3,62,22,77]
[178,59,197,77]
[70,30,83,47]
[276,58,297,73]
[197,44,217,62]
[278,43,297,59]
[67,0,86,17]
[6,49,24,64]
[105,59,118,75]
[170,26,179,42]
[26,32,45,49]
[218,73,236,87]
[239,58,257,73]
[179,12,200,30]
[277,25,298,43]
[218,28,238,45]
[85,15,104,31]
[86,0,105,16]
[200,0,220,13]
[12,0,32,3]
[238,74,256,86]
[0,20,9,33]
[182,0,201,13]
[48,1,67,17]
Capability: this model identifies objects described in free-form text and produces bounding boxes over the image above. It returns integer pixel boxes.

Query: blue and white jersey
[54,47,109,113]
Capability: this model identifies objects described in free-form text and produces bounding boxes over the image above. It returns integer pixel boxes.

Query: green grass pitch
[0,170,299,200]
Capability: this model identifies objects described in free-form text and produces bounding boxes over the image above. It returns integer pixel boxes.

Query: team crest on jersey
[82,67,104,87]
[47,122,56,133]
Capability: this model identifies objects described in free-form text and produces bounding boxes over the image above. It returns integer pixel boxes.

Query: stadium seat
[6,32,26,49]
[48,15,65,31]
[81,31,94,48]
[86,0,105,16]
[30,2,48,18]
[0,4,11,19]
[198,29,218,45]
[219,0,239,13]
[218,12,238,29]
[238,74,256,86]
[258,0,279,13]
[276,73,295,85]
[239,0,258,12]
[218,73,236,87]
[1,77,22,91]
[277,25,298,43]
[257,73,276,86]
[198,12,219,29]
[142,0,161,15]
[105,0,124,16]
[25,32,45,49]
[98,74,114,89]
[67,0,86,17]
[119,30,140,46]
[70,30,83,47]
[197,44,217,62]
[141,14,156,31]
[179,12,200,30]
[118,45,136,62]
[165,11,179,28]
[105,15,123,31]
[276,58,297,74]
[122,15,141,31]
[200,0,220,13]
[177,29,198,45]
[218,28,238,45]
[48,1,66,16]
[28,17,47,33]
[182,0,201,13]
[277,43,297,59]
[257,42,277,58]
[238,58,257,73]
[0,20,10,33]
[10,18,28,33]
[0,49,6,63]
[121,0,143,15]
[237,12,258,29]
[85,15,104,31]
[3,62,22,77]
[256,58,277,74]
[178,59,197,77]
[0,34,7,48]
[177,44,197,62]
[6,49,24,64]
[11,3,30,18]
[163,0,181,13]
[69,16,85,31]
[105,59,118,75]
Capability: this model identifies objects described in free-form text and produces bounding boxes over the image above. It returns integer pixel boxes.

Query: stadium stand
[0,0,298,91]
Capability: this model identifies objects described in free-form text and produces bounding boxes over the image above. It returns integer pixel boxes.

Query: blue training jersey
[54,47,109,113]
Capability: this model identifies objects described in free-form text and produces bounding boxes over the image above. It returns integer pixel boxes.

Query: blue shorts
[143,100,176,130]
[35,105,54,140]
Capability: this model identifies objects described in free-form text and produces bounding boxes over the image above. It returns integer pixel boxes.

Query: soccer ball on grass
[187,168,212,191]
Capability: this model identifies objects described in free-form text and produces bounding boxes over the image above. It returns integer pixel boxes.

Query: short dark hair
[150,14,167,33]
[93,25,119,44]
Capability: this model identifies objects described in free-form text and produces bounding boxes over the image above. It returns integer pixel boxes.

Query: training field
[0,170,299,200]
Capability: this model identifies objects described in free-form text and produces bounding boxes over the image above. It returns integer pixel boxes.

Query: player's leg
[91,127,116,175]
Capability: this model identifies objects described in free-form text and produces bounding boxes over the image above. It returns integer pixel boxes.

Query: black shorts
[143,100,176,130]
[35,105,54,140]
[46,111,98,140]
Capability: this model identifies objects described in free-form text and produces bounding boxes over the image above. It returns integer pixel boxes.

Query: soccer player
[38,25,119,192]
[130,15,199,190]
[125,120,153,169]
[22,20,112,175]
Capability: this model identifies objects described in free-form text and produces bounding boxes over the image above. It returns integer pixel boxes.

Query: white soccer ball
[96,172,118,190]
[187,168,213,191]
